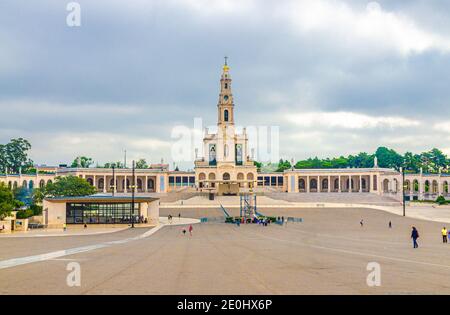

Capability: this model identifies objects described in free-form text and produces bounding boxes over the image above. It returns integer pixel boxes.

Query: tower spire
[217,58,234,126]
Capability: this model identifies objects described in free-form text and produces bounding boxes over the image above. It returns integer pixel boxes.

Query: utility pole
[402,167,406,217]
[111,165,115,197]
[131,160,135,228]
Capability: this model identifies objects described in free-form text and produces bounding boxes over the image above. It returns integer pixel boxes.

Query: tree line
[259,147,450,173]
[70,156,150,169]
[1,138,449,174]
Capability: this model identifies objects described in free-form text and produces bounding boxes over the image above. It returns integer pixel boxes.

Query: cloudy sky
[1,0,450,169]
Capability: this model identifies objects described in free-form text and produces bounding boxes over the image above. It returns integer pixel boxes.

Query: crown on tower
[223,56,230,72]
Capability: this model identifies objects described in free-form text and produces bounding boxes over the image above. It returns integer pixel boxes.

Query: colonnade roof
[44,195,159,203]
[56,168,168,174]
[284,168,397,174]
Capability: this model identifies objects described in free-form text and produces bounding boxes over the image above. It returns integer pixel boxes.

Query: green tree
[419,148,447,173]
[276,159,292,172]
[330,156,349,168]
[71,156,93,168]
[103,161,124,168]
[0,138,33,174]
[33,176,96,203]
[135,159,148,169]
[375,147,404,170]
[347,152,374,168]
[403,152,419,172]
[253,161,262,172]
[0,183,22,219]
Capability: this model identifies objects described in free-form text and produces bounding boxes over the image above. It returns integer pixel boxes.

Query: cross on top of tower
[223,56,230,72]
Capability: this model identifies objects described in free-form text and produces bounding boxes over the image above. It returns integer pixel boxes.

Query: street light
[131,160,135,228]
[402,166,406,217]
[111,165,115,197]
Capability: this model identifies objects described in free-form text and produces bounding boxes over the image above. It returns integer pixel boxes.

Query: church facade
[1,62,450,201]
[194,60,257,195]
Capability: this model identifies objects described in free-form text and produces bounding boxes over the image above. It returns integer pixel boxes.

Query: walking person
[389,221,392,229]
[360,219,364,227]
[178,213,181,221]
[188,225,193,236]
[411,226,419,248]
[442,227,448,243]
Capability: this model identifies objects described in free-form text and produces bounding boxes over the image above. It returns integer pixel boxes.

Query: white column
[327,175,331,193]
[156,175,160,193]
[317,176,320,192]
[348,176,352,193]
[359,176,362,193]
[124,175,127,193]
[145,175,148,192]
[306,176,310,193]
[103,175,106,193]
[338,175,341,192]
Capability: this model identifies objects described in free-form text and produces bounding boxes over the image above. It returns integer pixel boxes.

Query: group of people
[359,218,450,249]
[181,225,193,236]
[167,213,182,224]
[166,213,192,236]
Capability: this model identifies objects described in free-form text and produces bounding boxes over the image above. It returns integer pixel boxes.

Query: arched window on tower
[224,109,229,122]
[224,83,228,89]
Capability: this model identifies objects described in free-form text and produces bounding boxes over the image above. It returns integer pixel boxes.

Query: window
[224,109,229,122]
[299,179,306,190]
[257,176,263,186]
[66,203,139,224]
[271,177,277,186]
[224,83,228,89]
[278,176,284,186]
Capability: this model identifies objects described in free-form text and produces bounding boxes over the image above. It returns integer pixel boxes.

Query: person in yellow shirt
[442,227,448,243]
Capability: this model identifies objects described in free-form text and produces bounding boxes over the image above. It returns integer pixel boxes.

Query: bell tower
[217,57,234,127]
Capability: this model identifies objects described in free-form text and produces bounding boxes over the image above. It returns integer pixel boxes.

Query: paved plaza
[2,207,450,294]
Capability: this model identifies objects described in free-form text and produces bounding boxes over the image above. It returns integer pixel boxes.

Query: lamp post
[402,166,406,217]
[131,160,135,228]
[111,165,115,197]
